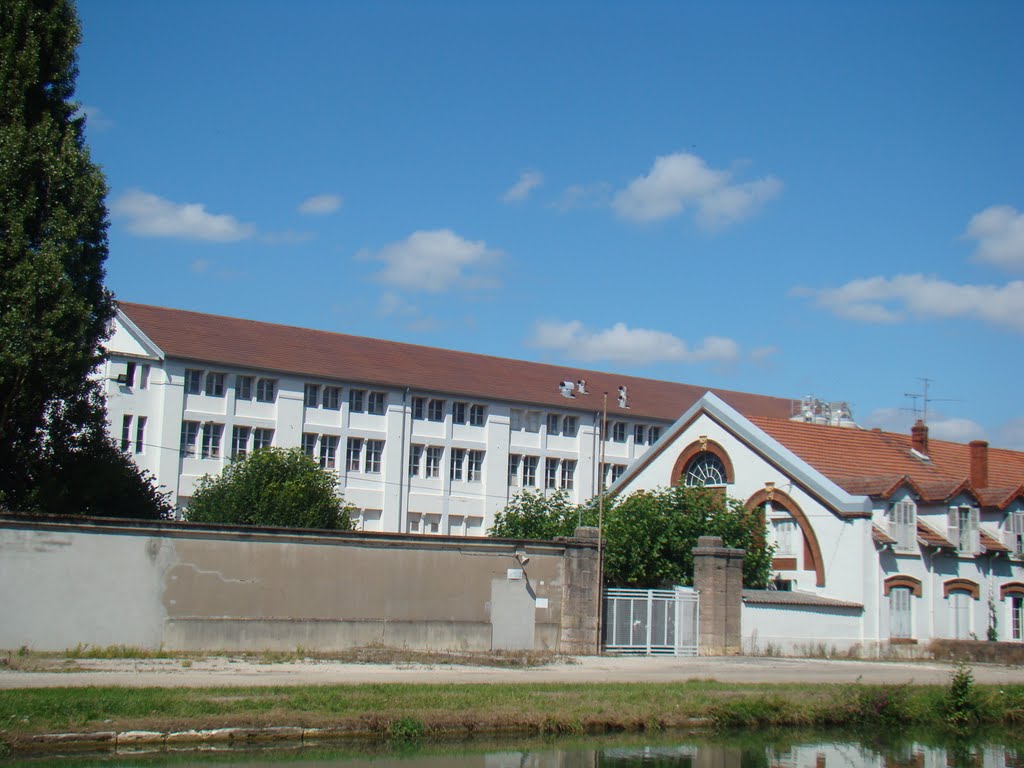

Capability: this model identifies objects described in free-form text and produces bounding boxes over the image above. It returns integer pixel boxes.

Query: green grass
[3,679,1024,748]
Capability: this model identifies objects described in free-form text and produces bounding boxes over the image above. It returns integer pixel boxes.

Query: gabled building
[101,302,794,533]
[611,393,1024,651]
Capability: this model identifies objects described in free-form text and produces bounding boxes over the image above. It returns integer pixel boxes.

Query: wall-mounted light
[515,549,530,566]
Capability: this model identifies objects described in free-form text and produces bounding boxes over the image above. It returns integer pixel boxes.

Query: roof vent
[911,420,928,456]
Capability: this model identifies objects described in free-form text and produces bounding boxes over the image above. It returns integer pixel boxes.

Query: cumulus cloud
[792,274,1024,333]
[361,229,502,293]
[502,170,544,203]
[551,182,612,212]
[965,204,1024,270]
[997,417,1024,451]
[298,194,343,215]
[750,345,779,363]
[529,320,741,365]
[612,151,782,228]
[110,189,255,242]
[864,407,986,444]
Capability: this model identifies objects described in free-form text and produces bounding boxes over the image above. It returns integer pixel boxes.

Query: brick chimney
[969,440,989,488]
[911,420,928,455]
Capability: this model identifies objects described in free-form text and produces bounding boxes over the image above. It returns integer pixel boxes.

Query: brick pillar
[693,535,744,656]
[557,526,601,655]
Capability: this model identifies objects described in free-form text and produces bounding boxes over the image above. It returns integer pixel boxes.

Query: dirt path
[2,655,1022,689]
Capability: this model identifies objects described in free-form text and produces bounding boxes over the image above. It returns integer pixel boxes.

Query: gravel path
[2,655,1022,689]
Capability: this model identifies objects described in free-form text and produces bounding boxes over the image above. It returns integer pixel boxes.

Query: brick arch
[1001,582,1024,599]
[745,488,825,588]
[671,439,735,487]
[943,579,980,599]
[884,574,922,597]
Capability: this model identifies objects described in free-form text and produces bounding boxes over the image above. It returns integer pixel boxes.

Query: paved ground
[2,655,1022,689]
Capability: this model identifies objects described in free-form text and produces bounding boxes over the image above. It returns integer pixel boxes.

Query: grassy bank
[2,669,1023,751]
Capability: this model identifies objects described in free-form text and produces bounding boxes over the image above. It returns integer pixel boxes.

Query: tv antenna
[902,378,962,425]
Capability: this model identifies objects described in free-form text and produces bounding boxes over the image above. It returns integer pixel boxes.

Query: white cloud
[110,189,255,242]
[864,407,986,444]
[378,292,418,317]
[612,151,782,227]
[362,229,502,293]
[529,320,741,365]
[190,259,210,273]
[77,104,113,131]
[502,170,544,203]
[551,182,612,212]
[997,417,1024,451]
[298,194,343,215]
[965,204,1024,270]
[750,345,779,363]
[795,274,1024,333]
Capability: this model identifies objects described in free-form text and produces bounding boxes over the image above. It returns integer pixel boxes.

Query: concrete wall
[0,515,600,654]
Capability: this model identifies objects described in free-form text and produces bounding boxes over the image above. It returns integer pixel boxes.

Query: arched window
[684,453,727,487]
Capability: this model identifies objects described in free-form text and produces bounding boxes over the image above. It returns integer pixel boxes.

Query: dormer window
[888,499,917,552]
[948,505,980,554]
[1005,511,1024,557]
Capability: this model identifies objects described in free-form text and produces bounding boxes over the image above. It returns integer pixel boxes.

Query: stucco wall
[0,515,599,654]
[742,603,865,655]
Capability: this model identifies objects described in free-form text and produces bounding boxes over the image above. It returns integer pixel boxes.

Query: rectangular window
[510,409,523,431]
[180,421,199,458]
[1005,511,1024,556]
[611,422,626,443]
[124,361,137,387]
[201,423,224,459]
[950,590,972,639]
[611,464,626,483]
[253,428,273,450]
[634,424,646,445]
[949,505,980,554]
[545,457,559,489]
[428,398,445,422]
[1013,596,1023,641]
[235,375,253,400]
[256,378,276,403]
[322,386,341,410]
[368,391,386,415]
[320,435,339,469]
[890,587,912,639]
[409,444,424,477]
[231,425,251,459]
[773,518,796,556]
[185,369,202,395]
[453,402,467,424]
[205,372,225,397]
[346,438,364,471]
[546,413,561,435]
[365,439,384,473]
[302,432,318,458]
[304,383,320,408]
[425,446,443,478]
[120,414,132,452]
[889,499,917,551]
[139,364,150,389]
[349,389,365,413]
[508,454,521,486]
[523,455,538,487]
[408,514,421,534]
[467,450,484,482]
[602,462,626,490]
[412,396,426,420]
[648,426,661,444]
[560,459,576,490]
[469,404,486,426]
[562,416,578,437]
[450,447,466,481]
[526,411,541,433]
[134,416,146,454]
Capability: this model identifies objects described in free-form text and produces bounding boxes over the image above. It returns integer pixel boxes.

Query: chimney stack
[911,420,929,456]
[969,440,989,488]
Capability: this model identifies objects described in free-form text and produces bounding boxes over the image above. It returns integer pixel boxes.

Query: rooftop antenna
[902,377,962,425]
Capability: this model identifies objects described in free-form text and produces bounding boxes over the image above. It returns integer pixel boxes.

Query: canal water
[6,731,1021,767]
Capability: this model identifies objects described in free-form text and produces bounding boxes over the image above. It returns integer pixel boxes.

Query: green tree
[187,448,356,530]
[0,0,156,515]
[489,485,773,589]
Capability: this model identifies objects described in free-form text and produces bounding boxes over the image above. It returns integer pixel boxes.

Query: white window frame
[134,416,146,454]
[180,421,199,458]
[522,455,538,487]
[231,425,251,459]
[562,415,577,437]
[365,439,384,473]
[235,375,253,400]
[508,454,521,486]
[1005,511,1024,557]
[184,369,202,395]
[349,389,366,413]
[322,386,341,410]
[467,450,484,482]
[120,414,132,452]
[450,447,466,481]
[428,398,445,422]
[346,437,363,472]
[889,499,917,552]
[633,424,646,445]
[256,378,276,403]
[409,444,424,477]
[425,446,442,478]
[205,372,225,397]
[412,396,426,420]
[948,505,980,554]
[469,404,486,427]
[560,459,576,490]
[453,402,468,424]
[368,391,386,415]
[253,427,273,450]
[546,413,561,435]
[545,457,558,490]
[302,432,318,458]
[304,383,320,408]
[201,423,224,459]
[319,435,339,470]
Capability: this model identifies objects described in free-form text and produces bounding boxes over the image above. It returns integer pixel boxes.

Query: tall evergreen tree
[0,0,167,517]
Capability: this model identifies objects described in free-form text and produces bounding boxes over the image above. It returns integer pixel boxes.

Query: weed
[945,662,979,732]
[385,716,425,743]
[16,646,28,657]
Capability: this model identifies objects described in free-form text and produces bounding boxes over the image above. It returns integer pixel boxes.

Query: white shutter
[970,507,981,554]
[948,506,960,550]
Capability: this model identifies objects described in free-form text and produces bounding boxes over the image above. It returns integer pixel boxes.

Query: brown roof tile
[118,302,796,422]
[872,525,897,545]
[749,417,1024,507]
[916,520,955,549]
[980,529,1011,554]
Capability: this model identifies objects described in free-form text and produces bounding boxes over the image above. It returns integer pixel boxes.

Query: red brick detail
[884,574,922,597]
[671,440,734,487]
[772,557,798,570]
[1000,582,1024,599]
[970,440,989,489]
[943,578,980,599]
[912,420,929,455]
[745,488,825,588]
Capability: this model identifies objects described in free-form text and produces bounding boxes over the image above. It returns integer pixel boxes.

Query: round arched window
[684,454,727,486]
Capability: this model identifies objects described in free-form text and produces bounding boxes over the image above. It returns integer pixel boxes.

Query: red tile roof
[872,525,897,545]
[917,520,956,549]
[117,302,797,422]
[748,417,1024,508]
[980,530,1011,554]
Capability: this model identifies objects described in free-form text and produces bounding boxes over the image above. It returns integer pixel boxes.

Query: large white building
[101,302,794,533]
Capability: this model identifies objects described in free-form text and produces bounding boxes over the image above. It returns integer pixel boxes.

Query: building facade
[101,303,794,533]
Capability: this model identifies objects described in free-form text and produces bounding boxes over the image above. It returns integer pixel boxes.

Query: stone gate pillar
[693,535,744,655]
[557,526,601,655]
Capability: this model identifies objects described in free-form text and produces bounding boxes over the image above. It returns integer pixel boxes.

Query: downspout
[399,387,409,533]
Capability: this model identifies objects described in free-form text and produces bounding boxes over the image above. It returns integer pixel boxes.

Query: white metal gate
[602,587,699,656]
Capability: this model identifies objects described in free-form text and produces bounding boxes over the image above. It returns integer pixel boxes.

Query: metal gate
[602,587,699,656]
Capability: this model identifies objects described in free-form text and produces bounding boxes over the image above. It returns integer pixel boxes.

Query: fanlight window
[684,454,727,486]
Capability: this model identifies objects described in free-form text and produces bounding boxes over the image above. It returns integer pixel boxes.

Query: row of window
[301,433,385,473]
[120,414,147,454]
[889,587,1024,641]
[507,454,577,490]
[304,384,387,414]
[885,499,1024,556]
[407,512,484,536]
[116,361,151,389]
[408,445,485,481]
[600,462,627,490]
[185,369,278,403]
[510,409,579,436]
[609,422,662,446]
[181,421,274,459]
[411,397,487,426]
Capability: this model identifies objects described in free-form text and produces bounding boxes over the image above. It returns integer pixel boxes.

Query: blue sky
[75,2,1024,448]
